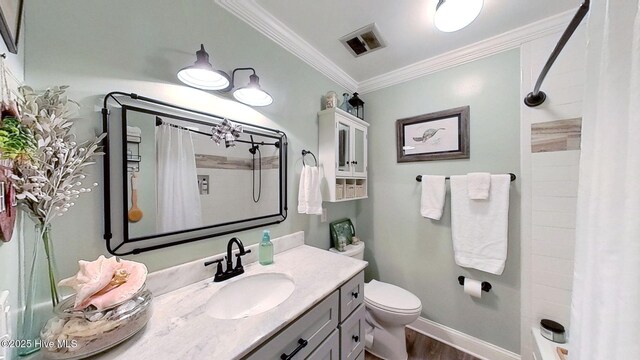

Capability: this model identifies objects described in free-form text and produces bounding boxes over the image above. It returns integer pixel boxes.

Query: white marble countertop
[90,238,367,359]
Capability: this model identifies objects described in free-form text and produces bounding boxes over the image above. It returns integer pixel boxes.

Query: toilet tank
[329,242,365,260]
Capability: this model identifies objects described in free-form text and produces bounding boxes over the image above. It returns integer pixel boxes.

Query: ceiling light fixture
[177,46,273,107]
[434,0,483,33]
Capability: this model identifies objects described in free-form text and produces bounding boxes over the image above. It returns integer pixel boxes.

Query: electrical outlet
[321,208,327,223]
[0,290,9,360]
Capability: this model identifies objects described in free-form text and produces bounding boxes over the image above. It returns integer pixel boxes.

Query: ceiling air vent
[340,23,386,58]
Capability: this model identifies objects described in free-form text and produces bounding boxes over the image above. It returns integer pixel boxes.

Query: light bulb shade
[232,74,273,106]
[434,0,483,32]
[177,44,230,90]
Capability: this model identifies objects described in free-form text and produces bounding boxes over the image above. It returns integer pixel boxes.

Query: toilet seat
[364,280,422,315]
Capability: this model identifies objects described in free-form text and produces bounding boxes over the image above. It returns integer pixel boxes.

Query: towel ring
[301,150,317,166]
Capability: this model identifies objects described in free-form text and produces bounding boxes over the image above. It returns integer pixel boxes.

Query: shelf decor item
[348,92,365,120]
[9,86,105,356]
[324,91,339,109]
[339,93,352,113]
[395,106,470,162]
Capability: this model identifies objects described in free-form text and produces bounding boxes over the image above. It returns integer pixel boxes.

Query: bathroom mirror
[102,93,288,255]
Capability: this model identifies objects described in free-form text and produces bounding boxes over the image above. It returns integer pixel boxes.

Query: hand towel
[420,175,446,220]
[297,166,308,213]
[298,165,323,215]
[467,172,491,199]
[450,174,510,275]
[126,126,141,136]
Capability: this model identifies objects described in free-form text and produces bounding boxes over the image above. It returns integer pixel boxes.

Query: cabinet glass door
[336,121,351,175]
[352,126,366,176]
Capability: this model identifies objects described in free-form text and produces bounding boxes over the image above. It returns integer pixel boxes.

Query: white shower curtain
[156,124,202,233]
[570,1,640,359]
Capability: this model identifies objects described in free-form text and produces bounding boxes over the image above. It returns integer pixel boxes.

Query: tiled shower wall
[520,26,586,359]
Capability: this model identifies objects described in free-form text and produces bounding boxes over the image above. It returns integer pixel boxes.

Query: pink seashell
[59,256,121,310]
[79,259,147,311]
[59,256,148,311]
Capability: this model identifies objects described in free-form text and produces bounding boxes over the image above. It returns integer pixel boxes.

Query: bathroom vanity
[88,232,367,360]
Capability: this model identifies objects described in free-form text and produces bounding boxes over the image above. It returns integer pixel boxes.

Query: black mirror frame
[101,92,288,255]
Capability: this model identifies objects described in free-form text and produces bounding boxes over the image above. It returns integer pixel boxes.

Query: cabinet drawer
[307,329,339,360]
[339,304,365,360]
[340,271,364,321]
[246,291,339,360]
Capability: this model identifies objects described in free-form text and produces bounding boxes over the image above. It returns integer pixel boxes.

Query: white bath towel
[420,175,446,220]
[450,174,510,275]
[467,172,491,200]
[298,165,323,215]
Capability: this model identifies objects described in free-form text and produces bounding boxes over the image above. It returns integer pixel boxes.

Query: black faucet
[204,237,252,282]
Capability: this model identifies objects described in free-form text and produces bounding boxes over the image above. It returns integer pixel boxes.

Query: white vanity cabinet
[245,271,366,360]
[318,109,369,202]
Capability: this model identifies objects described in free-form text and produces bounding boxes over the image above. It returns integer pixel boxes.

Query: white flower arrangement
[11,86,105,229]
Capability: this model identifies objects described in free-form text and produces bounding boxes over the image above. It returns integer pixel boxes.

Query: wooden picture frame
[0,0,23,54]
[396,106,470,162]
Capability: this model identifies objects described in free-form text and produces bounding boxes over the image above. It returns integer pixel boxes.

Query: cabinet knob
[352,335,360,342]
[352,291,359,299]
[351,161,358,165]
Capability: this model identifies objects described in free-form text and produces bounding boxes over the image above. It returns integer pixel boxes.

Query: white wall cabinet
[245,271,365,360]
[318,109,369,202]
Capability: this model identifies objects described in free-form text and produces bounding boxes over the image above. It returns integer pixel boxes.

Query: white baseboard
[408,317,521,360]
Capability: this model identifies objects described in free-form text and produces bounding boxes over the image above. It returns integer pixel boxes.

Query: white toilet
[329,242,422,360]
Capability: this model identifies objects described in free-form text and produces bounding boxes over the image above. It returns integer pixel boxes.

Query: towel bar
[458,276,492,292]
[416,173,516,182]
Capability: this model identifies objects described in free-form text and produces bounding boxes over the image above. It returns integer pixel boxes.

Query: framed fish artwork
[395,106,470,162]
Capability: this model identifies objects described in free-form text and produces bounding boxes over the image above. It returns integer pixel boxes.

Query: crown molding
[215,0,358,92]
[215,1,575,94]
[358,10,576,93]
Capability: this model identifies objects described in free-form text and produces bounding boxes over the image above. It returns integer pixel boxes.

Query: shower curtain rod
[524,0,590,107]
[416,173,516,182]
[155,117,280,147]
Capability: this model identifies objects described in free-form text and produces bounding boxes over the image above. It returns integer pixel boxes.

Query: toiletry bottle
[259,230,274,265]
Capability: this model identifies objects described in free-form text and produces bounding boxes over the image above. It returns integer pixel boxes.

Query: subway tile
[532,255,574,277]
[532,238,575,260]
[533,210,577,228]
[532,226,576,243]
[532,181,578,197]
[532,165,579,182]
[530,102,583,124]
[532,196,578,213]
[532,284,573,307]
[532,150,581,167]
[532,270,573,290]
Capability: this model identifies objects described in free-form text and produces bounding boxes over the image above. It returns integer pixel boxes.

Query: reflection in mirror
[102,93,287,255]
[127,112,280,238]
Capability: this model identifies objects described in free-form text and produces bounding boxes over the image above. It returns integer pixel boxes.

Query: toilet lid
[364,280,422,314]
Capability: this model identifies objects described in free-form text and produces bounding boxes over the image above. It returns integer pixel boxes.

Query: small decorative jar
[40,285,153,359]
[324,91,339,109]
[339,93,352,113]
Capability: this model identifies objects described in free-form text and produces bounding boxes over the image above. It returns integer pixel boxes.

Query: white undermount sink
[206,272,295,319]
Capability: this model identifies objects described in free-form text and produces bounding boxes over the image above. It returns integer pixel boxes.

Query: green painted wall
[23,0,355,280]
[357,50,521,352]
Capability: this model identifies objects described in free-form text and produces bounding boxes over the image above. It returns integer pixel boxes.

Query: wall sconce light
[434,0,483,33]
[177,44,230,90]
[177,45,273,107]
[227,68,273,107]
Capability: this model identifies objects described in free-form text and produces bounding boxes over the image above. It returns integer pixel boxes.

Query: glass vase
[18,223,60,356]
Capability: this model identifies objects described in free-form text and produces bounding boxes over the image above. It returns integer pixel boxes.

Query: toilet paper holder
[458,276,492,292]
